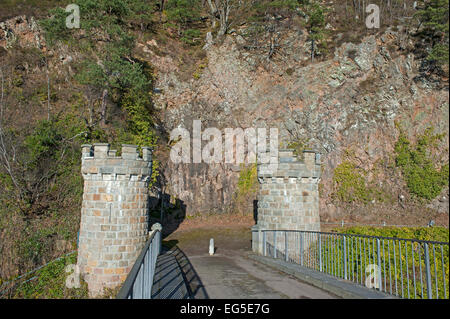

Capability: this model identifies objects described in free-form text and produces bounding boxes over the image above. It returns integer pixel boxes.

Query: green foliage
[181,29,202,45]
[39,0,158,46]
[415,0,449,65]
[333,161,371,203]
[302,0,326,39]
[287,137,309,160]
[237,163,258,197]
[39,7,73,46]
[18,227,55,265]
[43,0,159,152]
[254,0,299,15]
[13,253,89,299]
[394,127,449,200]
[298,0,327,58]
[165,0,202,26]
[339,226,449,243]
[428,43,450,65]
[24,120,62,167]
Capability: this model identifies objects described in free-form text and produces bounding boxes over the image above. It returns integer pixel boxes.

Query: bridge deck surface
[163,226,337,299]
[183,249,337,299]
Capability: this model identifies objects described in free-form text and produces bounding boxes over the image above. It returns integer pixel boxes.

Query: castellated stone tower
[253,149,322,255]
[78,143,152,296]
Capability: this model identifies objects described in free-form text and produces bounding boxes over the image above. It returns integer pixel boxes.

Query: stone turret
[77,143,152,296]
[253,149,322,254]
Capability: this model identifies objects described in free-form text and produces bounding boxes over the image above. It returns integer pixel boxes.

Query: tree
[166,0,202,27]
[415,0,449,65]
[303,1,326,62]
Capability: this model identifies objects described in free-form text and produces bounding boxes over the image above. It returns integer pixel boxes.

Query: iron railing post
[285,231,289,262]
[343,235,347,280]
[300,232,304,266]
[424,243,433,299]
[263,231,267,257]
[319,233,323,272]
[377,238,382,291]
[274,231,277,259]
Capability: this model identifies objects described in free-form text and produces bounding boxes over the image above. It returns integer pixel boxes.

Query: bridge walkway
[155,245,337,299]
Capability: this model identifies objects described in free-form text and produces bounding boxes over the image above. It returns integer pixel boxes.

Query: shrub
[12,253,89,299]
[395,127,449,200]
[333,161,371,203]
[165,0,202,26]
[181,29,202,45]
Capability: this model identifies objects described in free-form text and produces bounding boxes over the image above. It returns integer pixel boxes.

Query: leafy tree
[302,0,326,61]
[165,0,202,27]
[415,0,449,65]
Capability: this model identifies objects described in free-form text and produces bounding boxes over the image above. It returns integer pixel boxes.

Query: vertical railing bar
[372,238,375,283]
[319,233,323,272]
[285,231,288,262]
[377,238,382,291]
[338,235,341,279]
[419,243,424,298]
[441,245,446,299]
[359,237,363,285]
[330,235,336,276]
[433,244,438,299]
[274,231,277,259]
[388,239,392,295]
[364,238,367,285]
[412,242,416,299]
[263,231,267,257]
[328,234,331,274]
[350,236,354,282]
[405,241,410,299]
[324,234,327,273]
[393,240,398,296]
[399,240,403,298]
[424,243,432,299]
[143,249,148,299]
[383,239,386,292]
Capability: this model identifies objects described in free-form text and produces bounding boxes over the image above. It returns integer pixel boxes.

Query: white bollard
[209,238,214,255]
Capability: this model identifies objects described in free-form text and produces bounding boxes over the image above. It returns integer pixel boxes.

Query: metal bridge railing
[256,229,449,299]
[116,224,162,299]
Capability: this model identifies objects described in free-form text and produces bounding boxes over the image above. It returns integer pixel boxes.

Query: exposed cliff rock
[142,26,449,221]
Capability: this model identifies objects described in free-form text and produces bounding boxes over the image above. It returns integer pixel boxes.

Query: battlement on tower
[257,149,322,182]
[81,144,152,181]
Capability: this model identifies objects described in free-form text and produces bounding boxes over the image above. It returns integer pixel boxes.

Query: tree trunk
[215,0,230,36]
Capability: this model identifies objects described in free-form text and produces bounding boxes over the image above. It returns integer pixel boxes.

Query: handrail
[253,228,449,299]
[257,229,450,245]
[116,223,162,299]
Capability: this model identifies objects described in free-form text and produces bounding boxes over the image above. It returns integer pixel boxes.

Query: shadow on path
[153,241,209,299]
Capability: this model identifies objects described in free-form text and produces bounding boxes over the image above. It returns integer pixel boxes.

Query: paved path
[164,226,337,299]
[181,249,337,299]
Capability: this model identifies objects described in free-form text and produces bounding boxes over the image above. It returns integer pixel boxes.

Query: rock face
[0,15,44,49]
[147,26,449,217]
